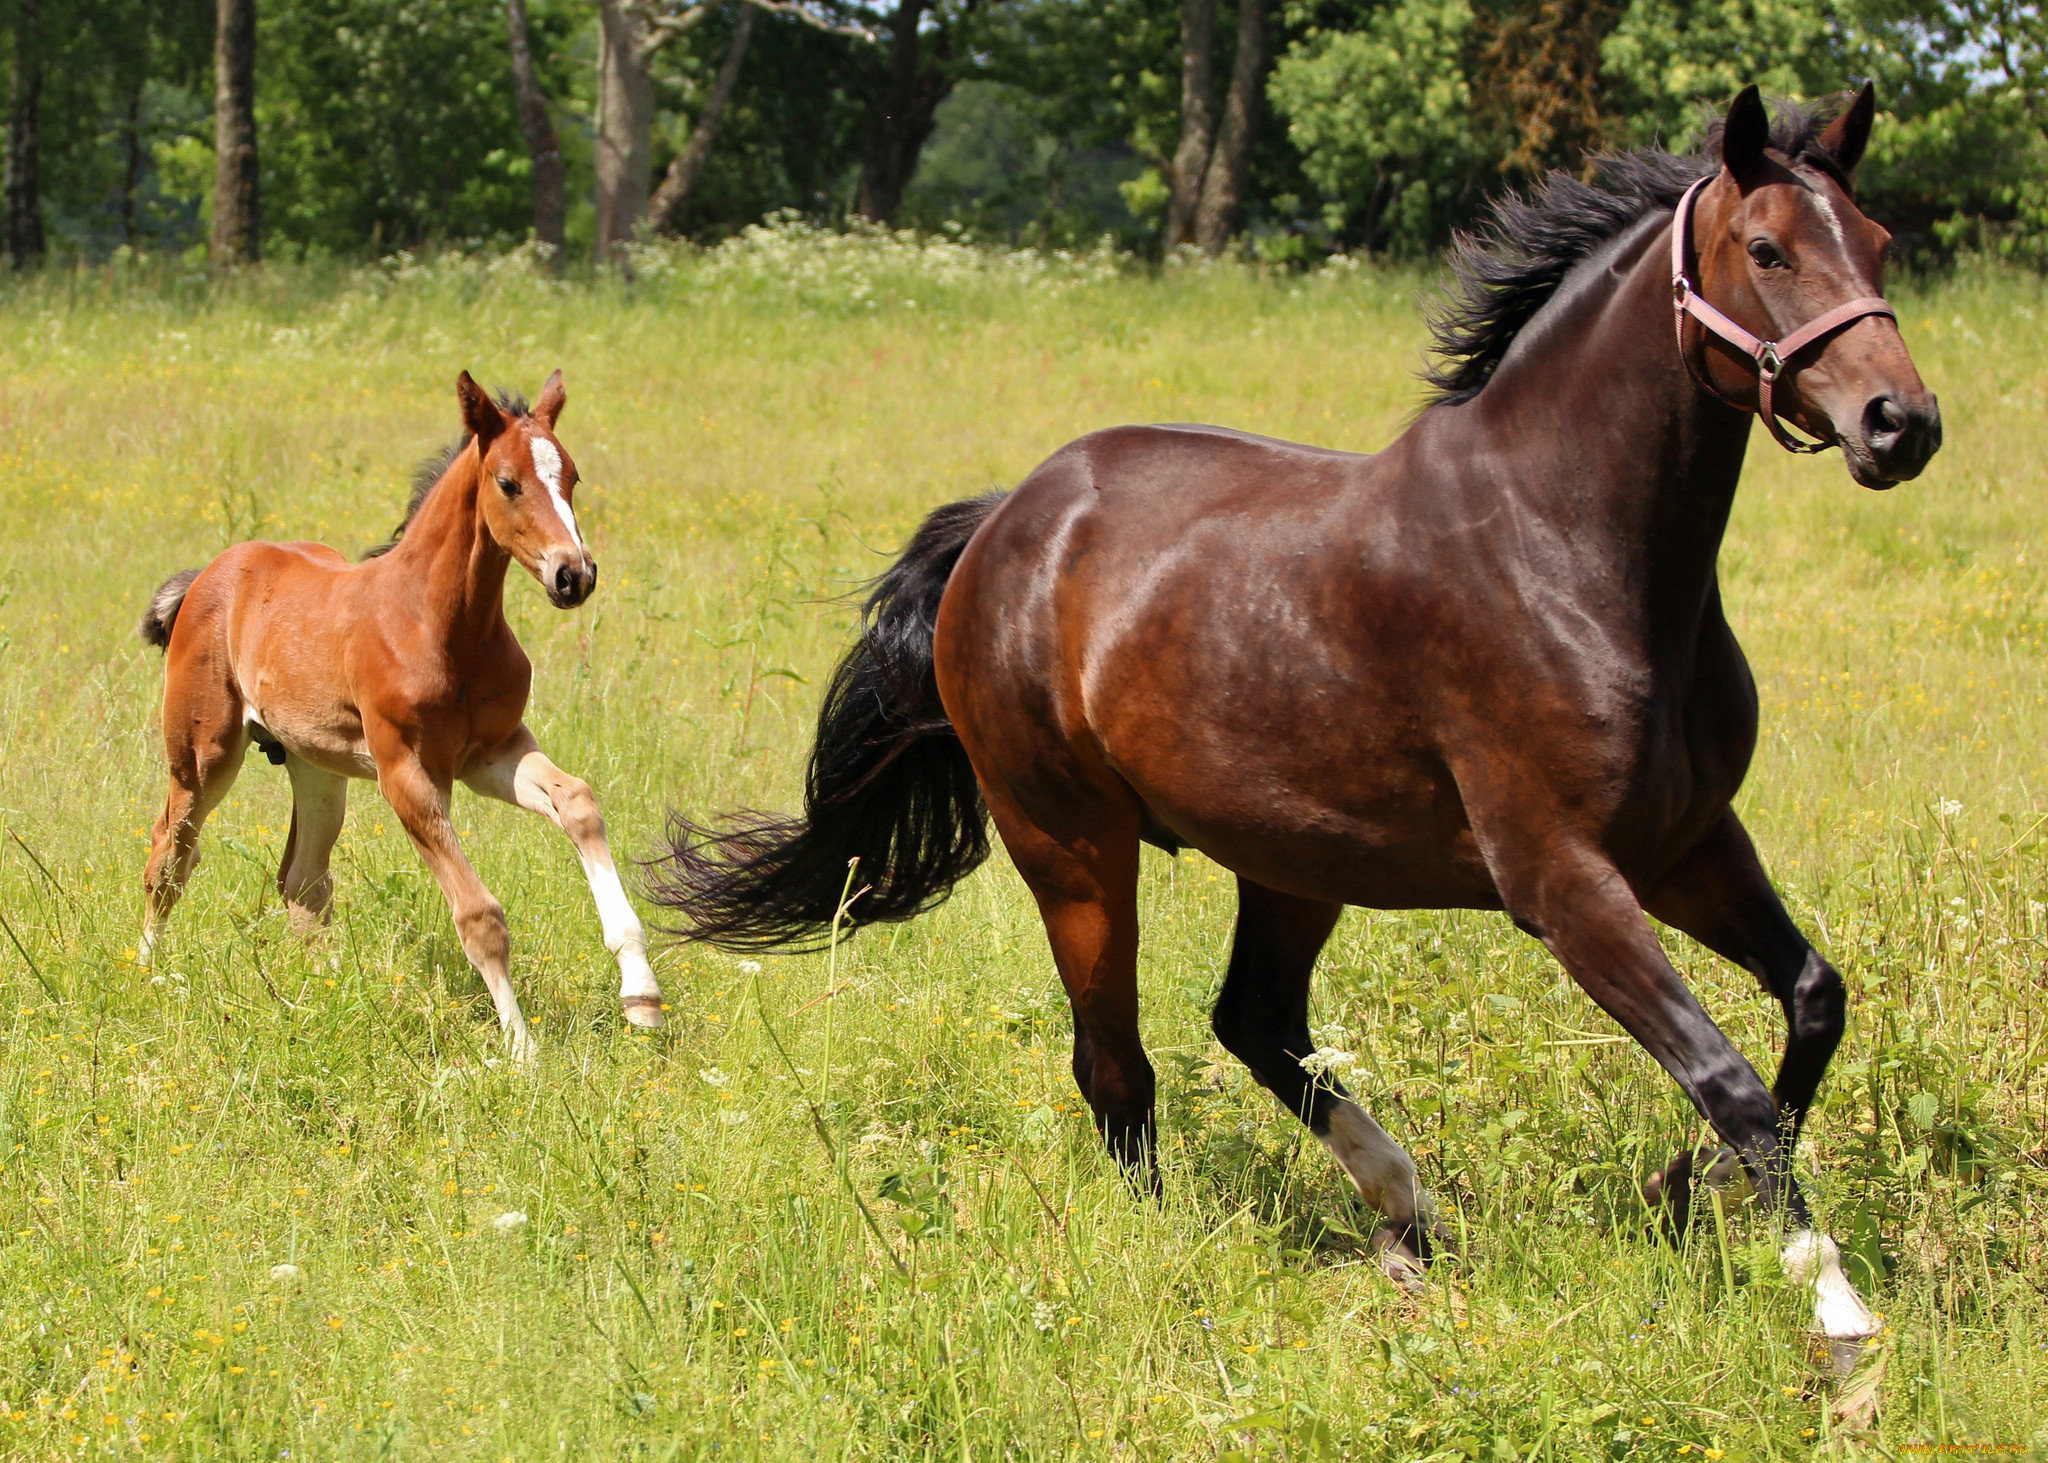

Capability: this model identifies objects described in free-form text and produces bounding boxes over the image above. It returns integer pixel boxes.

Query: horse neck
[388,444,512,641]
[1475,210,1752,634]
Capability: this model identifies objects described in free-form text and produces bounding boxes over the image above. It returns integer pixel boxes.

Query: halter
[1670,175,1896,455]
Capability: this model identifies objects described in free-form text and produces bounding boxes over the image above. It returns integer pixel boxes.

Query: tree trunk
[854,0,955,224]
[211,0,259,264]
[1192,0,1263,255]
[122,75,145,245]
[3,0,45,270]
[505,0,567,258]
[650,2,755,234]
[1162,0,1215,250]
[593,0,658,263]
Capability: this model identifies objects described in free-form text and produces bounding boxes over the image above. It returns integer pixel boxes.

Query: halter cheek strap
[1671,175,1896,455]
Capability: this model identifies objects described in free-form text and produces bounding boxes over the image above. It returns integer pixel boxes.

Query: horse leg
[987,791,1154,1183]
[278,756,348,933]
[376,749,533,1062]
[1643,811,1876,1365]
[1495,843,1807,1248]
[464,728,661,1028]
[141,680,247,964]
[1211,878,1445,1290]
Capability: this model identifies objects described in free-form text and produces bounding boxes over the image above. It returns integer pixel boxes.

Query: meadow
[0,227,2043,1461]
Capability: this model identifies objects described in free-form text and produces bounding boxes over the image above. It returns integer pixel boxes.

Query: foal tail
[649,491,1006,950]
[138,569,203,650]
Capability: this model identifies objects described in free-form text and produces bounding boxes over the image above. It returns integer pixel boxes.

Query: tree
[855,0,975,222]
[210,0,257,262]
[4,0,45,267]
[505,0,566,255]
[595,0,870,262]
[649,0,755,230]
[1190,0,1261,250]
[1162,0,1211,246]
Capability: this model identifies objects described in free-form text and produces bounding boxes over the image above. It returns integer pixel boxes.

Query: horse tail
[650,490,1006,950]
[138,569,203,650]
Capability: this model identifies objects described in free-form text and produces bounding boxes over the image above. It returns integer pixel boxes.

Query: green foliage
[1269,0,1484,253]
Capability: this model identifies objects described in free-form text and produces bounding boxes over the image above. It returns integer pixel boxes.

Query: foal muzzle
[541,549,597,608]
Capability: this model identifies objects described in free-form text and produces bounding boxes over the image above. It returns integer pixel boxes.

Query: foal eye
[496,475,521,497]
[1748,239,1786,270]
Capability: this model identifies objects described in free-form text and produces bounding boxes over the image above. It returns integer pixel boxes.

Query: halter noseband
[1671,175,1896,455]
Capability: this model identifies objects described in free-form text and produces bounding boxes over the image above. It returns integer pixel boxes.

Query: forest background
[2,0,2047,273]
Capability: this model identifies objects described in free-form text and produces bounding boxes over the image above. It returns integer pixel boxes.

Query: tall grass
[0,234,2042,1460]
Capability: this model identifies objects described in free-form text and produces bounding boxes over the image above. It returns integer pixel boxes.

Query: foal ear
[1819,81,1876,174]
[534,369,566,429]
[457,370,507,442]
[1721,84,1771,179]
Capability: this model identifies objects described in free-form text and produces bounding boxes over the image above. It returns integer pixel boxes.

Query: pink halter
[1670,175,1896,455]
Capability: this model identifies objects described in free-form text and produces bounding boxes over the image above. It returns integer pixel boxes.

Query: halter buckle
[1757,342,1782,378]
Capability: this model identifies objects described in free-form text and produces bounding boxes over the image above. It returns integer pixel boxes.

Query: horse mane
[1423,97,1851,404]
[360,388,531,559]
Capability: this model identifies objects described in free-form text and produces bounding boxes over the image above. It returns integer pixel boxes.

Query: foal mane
[1423,98,1851,405]
[360,388,531,559]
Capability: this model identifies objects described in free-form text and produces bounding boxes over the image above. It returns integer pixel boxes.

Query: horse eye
[1748,239,1785,270]
[496,475,521,497]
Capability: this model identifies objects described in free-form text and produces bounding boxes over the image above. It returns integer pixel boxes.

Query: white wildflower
[718,1110,751,1126]
[698,1067,730,1088]
[491,1211,528,1235]
[1937,798,1964,818]
[269,1263,301,1283]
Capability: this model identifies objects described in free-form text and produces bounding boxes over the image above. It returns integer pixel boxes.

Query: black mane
[361,388,529,559]
[1423,97,1852,404]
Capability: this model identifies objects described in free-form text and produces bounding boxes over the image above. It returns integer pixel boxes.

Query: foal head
[457,370,596,607]
[1690,84,1941,487]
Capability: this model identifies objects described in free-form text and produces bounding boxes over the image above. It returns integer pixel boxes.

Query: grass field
[0,230,2044,1461]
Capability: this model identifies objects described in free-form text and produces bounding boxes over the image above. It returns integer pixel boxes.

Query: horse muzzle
[1844,390,1942,489]
[541,549,597,608]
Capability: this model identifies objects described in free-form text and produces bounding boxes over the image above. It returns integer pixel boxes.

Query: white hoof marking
[1783,1229,1878,1342]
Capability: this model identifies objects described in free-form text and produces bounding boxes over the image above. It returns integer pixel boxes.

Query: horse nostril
[555,563,576,600]
[1863,395,1907,447]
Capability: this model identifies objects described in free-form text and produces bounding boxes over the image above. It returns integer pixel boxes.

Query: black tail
[139,568,202,650]
[648,491,1007,950]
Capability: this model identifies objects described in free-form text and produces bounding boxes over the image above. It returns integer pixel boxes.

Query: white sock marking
[1320,1099,1423,1224]
[528,436,583,550]
[1783,1229,1878,1340]
[584,857,659,1002]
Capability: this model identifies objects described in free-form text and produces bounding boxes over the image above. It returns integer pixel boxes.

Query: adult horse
[654,87,1939,1358]
[138,372,663,1057]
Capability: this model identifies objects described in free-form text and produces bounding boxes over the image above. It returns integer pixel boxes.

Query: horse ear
[1721,84,1770,179]
[457,370,506,442]
[1820,81,1876,173]
[534,369,566,428]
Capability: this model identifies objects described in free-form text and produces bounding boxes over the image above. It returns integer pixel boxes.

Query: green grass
[0,233,2044,1461]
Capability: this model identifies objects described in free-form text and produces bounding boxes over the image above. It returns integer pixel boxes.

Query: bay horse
[653,87,1939,1360]
[138,371,663,1057]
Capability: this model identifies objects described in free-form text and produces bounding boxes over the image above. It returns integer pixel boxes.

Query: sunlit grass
[0,239,2042,1459]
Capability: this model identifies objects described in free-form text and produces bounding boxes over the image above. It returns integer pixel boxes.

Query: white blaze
[528,436,583,550]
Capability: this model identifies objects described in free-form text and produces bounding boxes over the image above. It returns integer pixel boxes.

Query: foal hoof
[621,995,665,1030]
[1371,1225,1429,1294]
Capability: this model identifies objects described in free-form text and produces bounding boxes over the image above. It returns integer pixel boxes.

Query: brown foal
[655,87,1939,1365]
[139,371,662,1057]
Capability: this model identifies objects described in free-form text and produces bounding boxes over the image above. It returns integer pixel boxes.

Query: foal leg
[141,687,248,965]
[277,756,348,933]
[1211,879,1444,1290]
[463,728,662,1028]
[1644,811,1877,1363]
[986,790,1156,1182]
[376,749,534,1061]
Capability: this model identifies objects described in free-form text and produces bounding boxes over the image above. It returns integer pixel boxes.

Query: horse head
[1684,83,1941,488]
[458,369,596,607]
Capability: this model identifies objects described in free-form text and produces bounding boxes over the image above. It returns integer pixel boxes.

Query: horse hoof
[622,997,665,1030]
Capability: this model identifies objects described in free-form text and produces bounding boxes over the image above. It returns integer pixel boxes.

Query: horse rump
[649,491,1007,950]
[139,568,203,650]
